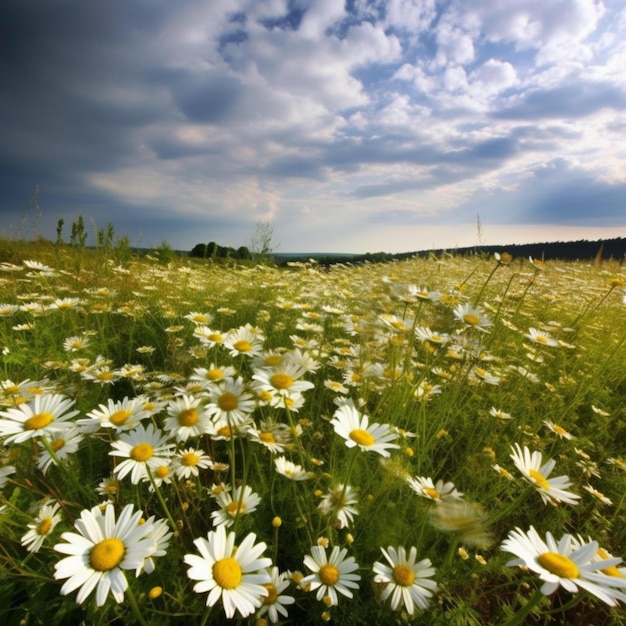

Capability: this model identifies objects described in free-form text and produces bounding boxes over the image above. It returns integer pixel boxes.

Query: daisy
[63,335,90,352]
[301,544,361,606]
[429,500,493,549]
[109,424,174,484]
[330,401,399,457]
[275,456,315,481]
[501,526,626,606]
[211,484,261,527]
[453,303,492,332]
[543,420,575,440]
[206,378,256,426]
[510,443,580,505]
[0,393,78,444]
[525,328,559,347]
[54,503,158,606]
[37,427,84,473]
[0,464,16,488]
[248,426,289,454]
[489,407,512,420]
[137,516,173,575]
[79,397,150,432]
[193,326,225,348]
[373,545,438,614]
[255,566,296,623]
[407,476,464,502]
[317,484,359,528]
[162,394,214,442]
[173,447,213,479]
[583,484,613,506]
[21,501,62,553]
[184,311,213,325]
[184,524,272,619]
[223,324,265,358]
[251,363,315,408]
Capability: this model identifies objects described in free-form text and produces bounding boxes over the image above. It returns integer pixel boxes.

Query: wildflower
[223,324,265,358]
[79,397,150,432]
[407,476,463,502]
[184,311,213,325]
[493,464,514,480]
[453,303,492,332]
[163,395,214,442]
[96,476,120,498]
[373,545,437,614]
[173,447,214,479]
[317,484,359,529]
[591,405,610,417]
[21,501,62,553]
[501,526,626,606]
[184,524,271,618]
[301,545,361,606]
[470,366,500,385]
[256,566,295,623]
[193,326,224,347]
[510,443,580,506]
[54,503,158,606]
[251,363,315,408]
[415,326,450,345]
[206,378,256,426]
[489,407,512,420]
[330,401,399,457]
[429,500,493,549]
[543,420,575,440]
[137,517,173,575]
[37,427,84,473]
[211,484,261,528]
[109,423,174,484]
[0,393,78,444]
[525,328,559,347]
[0,464,16,488]
[274,456,314,481]
[583,484,613,506]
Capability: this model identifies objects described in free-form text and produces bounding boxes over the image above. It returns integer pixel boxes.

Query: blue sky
[2,0,626,253]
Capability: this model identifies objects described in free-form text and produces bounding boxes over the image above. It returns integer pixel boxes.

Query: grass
[0,237,625,625]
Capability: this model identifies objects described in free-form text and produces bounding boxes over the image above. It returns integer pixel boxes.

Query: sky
[2,0,626,254]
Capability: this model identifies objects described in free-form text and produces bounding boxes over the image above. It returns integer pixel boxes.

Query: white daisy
[0,393,78,444]
[78,396,150,432]
[163,394,214,442]
[211,484,261,528]
[525,327,559,347]
[0,464,16,488]
[510,443,580,506]
[21,501,62,553]
[223,324,265,358]
[373,545,438,614]
[205,377,256,426]
[274,456,314,481]
[109,424,174,484]
[184,524,272,618]
[501,526,626,606]
[37,427,84,473]
[330,401,399,457]
[255,566,295,623]
[54,503,158,606]
[317,484,359,529]
[301,544,361,606]
[406,476,464,502]
[173,447,213,479]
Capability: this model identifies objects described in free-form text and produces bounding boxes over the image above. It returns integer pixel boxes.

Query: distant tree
[56,218,65,246]
[250,221,276,258]
[190,243,208,258]
[236,245,252,260]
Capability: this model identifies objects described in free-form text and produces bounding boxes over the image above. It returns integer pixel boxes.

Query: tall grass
[1,238,625,625]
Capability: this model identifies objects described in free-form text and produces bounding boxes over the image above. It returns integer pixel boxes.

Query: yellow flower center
[463,314,481,325]
[271,373,294,390]
[217,425,234,438]
[110,409,132,426]
[537,552,579,579]
[318,564,340,586]
[90,538,126,571]
[181,452,200,467]
[552,424,567,436]
[213,557,242,589]
[97,371,115,381]
[392,564,415,587]
[225,500,246,515]
[424,487,441,500]
[178,408,198,427]
[259,431,276,444]
[218,392,239,412]
[262,582,278,605]
[130,442,154,462]
[528,469,550,490]
[206,368,223,380]
[208,333,223,343]
[155,465,169,478]
[349,428,375,447]
[25,412,54,430]
[265,355,284,367]
[50,437,66,452]
[36,517,53,536]
[534,335,549,344]
[233,340,253,353]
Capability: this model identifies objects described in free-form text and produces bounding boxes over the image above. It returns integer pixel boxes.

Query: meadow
[0,238,625,625]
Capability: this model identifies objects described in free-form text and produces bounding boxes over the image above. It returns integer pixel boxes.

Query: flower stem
[503,586,545,626]
[125,583,149,626]
[147,467,179,538]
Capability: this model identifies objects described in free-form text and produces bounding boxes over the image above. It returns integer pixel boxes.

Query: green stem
[503,586,545,626]
[146,468,179,538]
[125,583,149,626]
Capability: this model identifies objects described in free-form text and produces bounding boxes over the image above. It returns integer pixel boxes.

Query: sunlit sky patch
[2,0,626,253]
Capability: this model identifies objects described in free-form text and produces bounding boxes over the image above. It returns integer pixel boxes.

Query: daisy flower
[21,501,62,553]
[173,447,213,479]
[255,566,296,623]
[251,363,315,407]
[79,396,150,432]
[137,516,173,575]
[331,401,399,457]
[206,378,256,426]
[37,427,84,473]
[583,484,613,506]
[274,456,315,481]
[510,443,580,506]
[317,484,359,528]
[543,420,575,440]
[163,394,214,442]
[453,303,492,332]
[109,423,174,484]
[54,503,158,606]
[501,526,626,606]
[223,324,265,358]
[211,484,261,527]
[63,335,90,352]
[429,500,493,549]
[373,546,438,614]
[525,327,559,347]
[248,426,289,454]
[301,544,361,606]
[0,464,16,488]
[489,407,512,420]
[184,524,272,619]
[0,393,78,444]
[407,476,464,502]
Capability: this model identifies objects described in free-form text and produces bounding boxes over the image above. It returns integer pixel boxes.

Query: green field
[1,239,625,625]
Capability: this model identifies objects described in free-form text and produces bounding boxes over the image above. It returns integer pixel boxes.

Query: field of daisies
[0,238,625,625]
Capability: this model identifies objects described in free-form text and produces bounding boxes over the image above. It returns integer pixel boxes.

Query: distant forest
[271,237,626,267]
